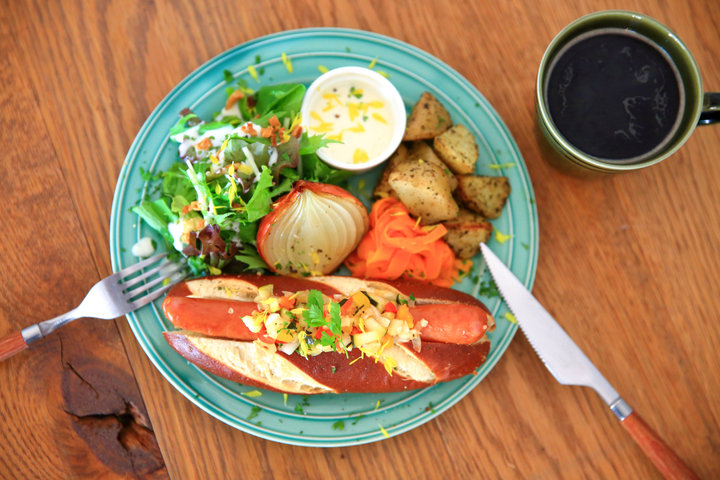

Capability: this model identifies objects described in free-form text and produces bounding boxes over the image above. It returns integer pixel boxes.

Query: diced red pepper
[278,295,296,310]
[383,302,398,314]
[314,325,332,340]
[341,298,356,316]
[257,325,276,344]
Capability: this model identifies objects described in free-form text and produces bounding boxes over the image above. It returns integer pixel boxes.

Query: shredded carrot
[181,200,202,215]
[241,123,258,136]
[195,137,212,151]
[225,90,245,110]
[345,198,468,287]
[269,115,282,129]
[260,115,284,146]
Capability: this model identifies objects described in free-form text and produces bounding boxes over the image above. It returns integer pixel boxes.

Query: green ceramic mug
[536,10,719,174]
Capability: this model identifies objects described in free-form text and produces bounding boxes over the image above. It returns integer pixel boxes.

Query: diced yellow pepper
[396,304,413,327]
[351,292,371,309]
[261,297,281,313]
[257,284,274,300]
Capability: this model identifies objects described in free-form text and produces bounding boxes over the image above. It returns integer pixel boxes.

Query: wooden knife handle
[0,331,29,362]
[621,412,699,480]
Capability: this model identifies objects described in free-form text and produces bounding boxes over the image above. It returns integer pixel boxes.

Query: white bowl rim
[300,66,406,172]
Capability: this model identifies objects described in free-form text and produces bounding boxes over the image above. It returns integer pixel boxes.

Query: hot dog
[162,275,495,394]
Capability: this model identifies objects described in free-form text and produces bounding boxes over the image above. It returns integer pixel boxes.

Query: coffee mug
[536,10,719,174]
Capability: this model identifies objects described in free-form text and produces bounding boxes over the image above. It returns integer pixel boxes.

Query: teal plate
[109,28,538,447]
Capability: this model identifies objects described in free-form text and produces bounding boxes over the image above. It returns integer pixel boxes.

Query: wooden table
[1,1,718,478]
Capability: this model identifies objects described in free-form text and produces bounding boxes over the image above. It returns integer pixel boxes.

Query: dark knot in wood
[61,357,166,478]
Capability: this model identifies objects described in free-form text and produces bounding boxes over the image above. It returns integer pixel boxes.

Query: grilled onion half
[257,181,369,276]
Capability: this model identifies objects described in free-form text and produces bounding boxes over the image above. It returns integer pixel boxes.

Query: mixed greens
[132,74,350,275]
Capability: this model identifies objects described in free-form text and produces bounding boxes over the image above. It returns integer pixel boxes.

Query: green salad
[133,75,350,275]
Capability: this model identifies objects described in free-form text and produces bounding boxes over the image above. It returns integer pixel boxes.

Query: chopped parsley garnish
[319,331,336,347]
[247,406,261,420]
[139,167,162,182]
[332,420,345,431]
[478,280,501,298]
[328,301,341,335]
[302,290,325,327]
[301,289,344,352]
[351,415,365,425]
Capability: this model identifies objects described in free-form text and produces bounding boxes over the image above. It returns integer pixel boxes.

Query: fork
[0,252,187,362]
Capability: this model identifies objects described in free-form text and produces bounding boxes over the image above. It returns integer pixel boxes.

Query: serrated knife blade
[480,243,621,407]
[480,243,698,480]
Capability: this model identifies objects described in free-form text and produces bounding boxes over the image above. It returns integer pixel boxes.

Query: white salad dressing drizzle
[216,101,242,120]
[168,221,186,253]
[131,237,156,257]
[173,121,264,159]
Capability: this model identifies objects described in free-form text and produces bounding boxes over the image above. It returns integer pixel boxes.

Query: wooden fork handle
[0,331,29,362]
[621,412,699,480]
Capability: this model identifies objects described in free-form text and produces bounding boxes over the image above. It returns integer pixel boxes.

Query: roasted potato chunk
[407,141,458,190]
[456,175,510,219]
[403,92,452,141]
[388,160,458,224]
[442,209,493,259]
[373,144,409,198]
[433,124,478,174]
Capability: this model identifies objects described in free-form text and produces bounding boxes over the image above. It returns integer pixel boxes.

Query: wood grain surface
[1,0,718,479]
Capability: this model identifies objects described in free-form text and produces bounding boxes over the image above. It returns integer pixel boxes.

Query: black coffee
[545,29,683,162]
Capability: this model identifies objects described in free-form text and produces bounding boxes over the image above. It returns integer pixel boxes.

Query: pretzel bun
[161,275,494,394]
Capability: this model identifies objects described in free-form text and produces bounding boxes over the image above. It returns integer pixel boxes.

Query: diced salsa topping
[243,285,422,375]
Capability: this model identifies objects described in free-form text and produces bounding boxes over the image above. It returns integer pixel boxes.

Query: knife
[480,244,699,480]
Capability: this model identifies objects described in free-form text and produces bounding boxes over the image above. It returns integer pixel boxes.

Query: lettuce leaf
[255,84,305,120]
[244,167,274,222]
[169,113,201,136]
[130,199,177,245]
[235,244,269,271]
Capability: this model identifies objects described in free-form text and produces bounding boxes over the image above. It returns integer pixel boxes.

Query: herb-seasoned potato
[433,124,478,174]
[373,144,409,198]
[456,175,510,219]
[442,209,493,259]
[403,92,452,141]
[407,141,458,190]
[388,160,458,224]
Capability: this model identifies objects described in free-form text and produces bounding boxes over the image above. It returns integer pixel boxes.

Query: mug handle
[699,92,720,125]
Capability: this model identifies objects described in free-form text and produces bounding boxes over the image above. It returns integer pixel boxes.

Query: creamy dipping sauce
[305,80,396,164]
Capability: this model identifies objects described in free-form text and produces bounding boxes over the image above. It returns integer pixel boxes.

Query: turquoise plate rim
[109,27,538,447]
